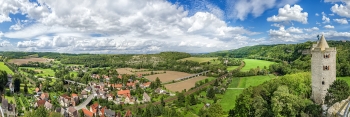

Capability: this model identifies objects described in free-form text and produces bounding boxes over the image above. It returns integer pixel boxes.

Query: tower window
[323,66,330,70]
[322,81,325,85]
[324,54,330,58]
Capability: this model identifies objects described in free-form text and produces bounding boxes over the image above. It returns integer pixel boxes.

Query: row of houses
[1,98,16,117]
[82,102,132,117]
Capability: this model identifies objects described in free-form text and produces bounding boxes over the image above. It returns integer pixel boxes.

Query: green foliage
[206,87,215,99]
[0,70,7,94]
[24,106,49,117]
[232,72,319,117]
[13,78,21,92]
[325,79,350,106]
[0,62,14,74]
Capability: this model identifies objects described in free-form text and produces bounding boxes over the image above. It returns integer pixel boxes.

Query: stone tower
[311,35,336,104]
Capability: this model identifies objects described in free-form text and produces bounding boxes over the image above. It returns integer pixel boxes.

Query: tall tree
[24,83,28,94]
[325,79,350,106]
[0,70,8,95]
[207,87,215,99]
[155,77,161,88]
[13,78,21,93]
[177,92,185,107]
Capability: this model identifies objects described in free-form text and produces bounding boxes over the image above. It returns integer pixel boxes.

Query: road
[74,85,95,110]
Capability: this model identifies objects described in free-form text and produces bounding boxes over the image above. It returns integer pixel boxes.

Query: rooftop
[316,35,330,51]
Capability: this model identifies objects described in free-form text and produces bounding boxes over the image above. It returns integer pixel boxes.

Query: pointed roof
[316,35,329,51]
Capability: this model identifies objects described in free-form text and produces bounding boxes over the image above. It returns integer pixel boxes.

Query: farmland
[144,71,192,83]
[0,62,14,74]
[164,76,209,92]
[116,68,136,74]
[241,59,276,71]
[9,58,54,65]
[179,57,217,63]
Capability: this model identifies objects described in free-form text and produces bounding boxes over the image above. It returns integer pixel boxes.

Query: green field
[241,59,276,71]
[196,77,215,84]
[220,89,243,112]
[227,66,239,71]
[0,62,14,74]
[337,77,350,86]
[20,67,55,77]
[179,57,217,63]
[220,75,274,112]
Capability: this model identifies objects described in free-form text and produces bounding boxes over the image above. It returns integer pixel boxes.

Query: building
[2,98,16,117]
[311,35,337,104]
[143,92,151,102]
[68,107,78,117]
[104,109,116,117]
[82,108,94,117]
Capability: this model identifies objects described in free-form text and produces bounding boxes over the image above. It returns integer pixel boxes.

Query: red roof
[82,108,93,117]
[117,90,130,96]
[143,82,151,86]
[100,106,106,116]
[71,93,78,97]
[90,102,99,113]
[126,82,135,87]
[125,110,132,117]
[37,100,46,107]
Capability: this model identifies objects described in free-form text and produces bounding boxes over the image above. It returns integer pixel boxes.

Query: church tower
[311,35,337,104]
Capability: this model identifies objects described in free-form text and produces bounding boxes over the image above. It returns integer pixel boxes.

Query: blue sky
[0,0,350,54]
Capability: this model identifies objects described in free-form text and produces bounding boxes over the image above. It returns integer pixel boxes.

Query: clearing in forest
[9,58,54,65]
[144,71,192,83]
[164,76,209,92]
[0,62,14,74]
[241,59,276,71]
[179,57,217,63]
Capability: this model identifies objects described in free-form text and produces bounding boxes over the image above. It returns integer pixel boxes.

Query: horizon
[1,0,350,54]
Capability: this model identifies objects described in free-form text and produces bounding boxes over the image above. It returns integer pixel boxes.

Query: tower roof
[316,35,329,51]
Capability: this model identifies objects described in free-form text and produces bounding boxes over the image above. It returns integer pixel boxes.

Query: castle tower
[311,35,336,104]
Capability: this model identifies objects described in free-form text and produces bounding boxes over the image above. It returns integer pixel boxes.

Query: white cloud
[267,4,308,24]
[287,27,303,33]
[334,18,349,24]
[324,25,335,29]
[315,13,319,16]
[304,27,319,32]
[226,0,299,20]
[271,23,283,27]
[322,13,330,23]
[330,2,350,17]
[329,13,335,16]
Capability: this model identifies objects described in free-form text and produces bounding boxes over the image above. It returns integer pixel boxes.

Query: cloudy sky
[0,0,350,54]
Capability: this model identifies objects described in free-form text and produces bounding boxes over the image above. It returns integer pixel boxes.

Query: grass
[227,66,239,71]
[0,62,14,74]
[228,78,241,88]
[70,72,78,78]
[337,77,350,86]
[196,77,216,84]
[3,95,15,104]
[220,75,274,112]
[179,57,217,63]
[219,89,244,112]
[20,67,55,77]
[241,59,276,71]
[237,75,273,88]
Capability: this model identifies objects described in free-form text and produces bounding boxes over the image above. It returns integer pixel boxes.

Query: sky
[0,0,350,54]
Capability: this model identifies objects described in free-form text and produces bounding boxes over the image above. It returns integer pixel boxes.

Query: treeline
[229,72,321,117]
[205,41,350,77]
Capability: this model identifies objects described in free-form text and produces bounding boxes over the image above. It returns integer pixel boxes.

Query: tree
[208,103,223,117]
[155,77,161,88]
[213,79,219,86]
[207,88,215,99]
[49,112,63,117]
[161,96,165,107]
[24,83,28,94]
[325,79,350,106]
[189,94,196,106]
[0,70,8,95]
[13,78,21,93]
[24,106,49,117]
[177,93,185,107]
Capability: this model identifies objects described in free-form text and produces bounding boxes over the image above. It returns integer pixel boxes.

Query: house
[124,96,134,104]
[104,109,116,117]
[117,90,130,98]
[111,84,123,90]
[68,106,78,117]
[143,92,151,102]
[59,94,71,107]
[124,110,132,117]
[7,74,12,83]
[85,86,92,92]
[82,108,94,117]
[9,83,14,93]
[126,82,135,88]
[71,93,79,106]
[99,106,106,117]
[44,101,53,110]
[2,98,16,116]
[106,93,114,101]
[35,99,46,107]
[142,82,151,88]
[41,92,50,101]
[81,90,88,98]
[154,88,167,94]
[90,102,99,116]
[56,107,68,117]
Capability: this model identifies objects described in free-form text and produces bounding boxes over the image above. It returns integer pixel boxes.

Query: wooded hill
[203,40,350,77]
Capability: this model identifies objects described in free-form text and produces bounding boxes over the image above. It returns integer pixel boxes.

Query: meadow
[220,75,274,112]
[179,57,217,63]
[337,77,350,86]
[241,59,276,71]
[0,62,14,74]
[20,67,55,77]
[227,66,239,71]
